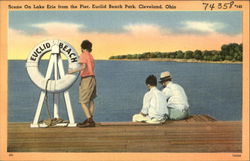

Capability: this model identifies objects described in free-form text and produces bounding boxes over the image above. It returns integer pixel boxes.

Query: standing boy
[69,40,97,127]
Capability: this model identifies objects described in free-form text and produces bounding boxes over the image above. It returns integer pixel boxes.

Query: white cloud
[123,23,170,35]
[181,21,225,33]
[31,22,84,35]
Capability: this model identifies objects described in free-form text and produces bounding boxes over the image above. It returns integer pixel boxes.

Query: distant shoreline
[8,59,242,64]
[109,58,242,64]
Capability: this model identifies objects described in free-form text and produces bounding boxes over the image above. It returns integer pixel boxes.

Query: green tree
[225,55,234,61]
[203,50,212,61]
[132,54,139,59]
[184,50,193,59]
[159,52,167,58]
[239,43,243,52]
[151,52,157,58]
[155,52,163,58]
[169,52,177,59]
[194,50,203,60]
[139,54,145,59]
[127,54,133,59]
[114,56,120,59]
[234,52,242,61]
[176,50,184,59]
[221,43,243,61]
[118,55,127,59]
[142,52,151,59]
[210,50,220,61]
[220,44,229,60]
[108,42,242,62]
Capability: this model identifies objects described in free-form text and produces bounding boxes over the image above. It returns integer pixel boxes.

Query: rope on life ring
[26,40,79,93]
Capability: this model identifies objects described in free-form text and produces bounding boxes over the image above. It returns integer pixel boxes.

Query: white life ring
[26,40,79,93]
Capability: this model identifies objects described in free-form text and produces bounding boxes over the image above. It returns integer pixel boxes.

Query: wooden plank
[7,115,217,128]
[8,133,241,144]
[7,115,242,152]
[8,127,241,138]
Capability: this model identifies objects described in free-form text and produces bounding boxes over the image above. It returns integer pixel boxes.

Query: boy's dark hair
[81,40,92,52]
[145,75,157,86]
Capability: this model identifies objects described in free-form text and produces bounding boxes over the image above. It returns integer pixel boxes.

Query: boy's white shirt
[141,87,169,120]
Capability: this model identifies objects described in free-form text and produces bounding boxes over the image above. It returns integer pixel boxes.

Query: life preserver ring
[26,40,79,93]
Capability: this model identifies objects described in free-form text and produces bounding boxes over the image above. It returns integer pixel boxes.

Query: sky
[8,11,242,60]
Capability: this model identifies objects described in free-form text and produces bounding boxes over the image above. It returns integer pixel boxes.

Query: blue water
[8,60,242,122]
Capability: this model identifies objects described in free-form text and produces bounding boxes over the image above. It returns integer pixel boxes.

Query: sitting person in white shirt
[159,71,189,120]
[132,75,169,124]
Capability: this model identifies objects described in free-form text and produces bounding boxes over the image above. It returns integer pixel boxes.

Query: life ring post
[52,44,60,119]
[26,40,79,128]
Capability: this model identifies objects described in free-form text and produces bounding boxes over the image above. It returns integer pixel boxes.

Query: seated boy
[132,75,169,124]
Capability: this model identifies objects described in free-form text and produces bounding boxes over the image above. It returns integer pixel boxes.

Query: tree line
[109,43,243,62]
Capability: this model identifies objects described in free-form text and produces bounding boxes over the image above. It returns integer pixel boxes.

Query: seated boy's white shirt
[140,87,168,120]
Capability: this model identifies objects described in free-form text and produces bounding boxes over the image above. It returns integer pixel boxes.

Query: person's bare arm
[68,63,86,74]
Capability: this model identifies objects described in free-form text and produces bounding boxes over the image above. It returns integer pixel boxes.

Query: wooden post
[30,44,76,128]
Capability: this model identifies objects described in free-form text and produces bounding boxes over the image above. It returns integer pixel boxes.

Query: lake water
[8,60,242,122]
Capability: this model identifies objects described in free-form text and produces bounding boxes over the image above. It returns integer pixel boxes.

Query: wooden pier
[8,115,242,152]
